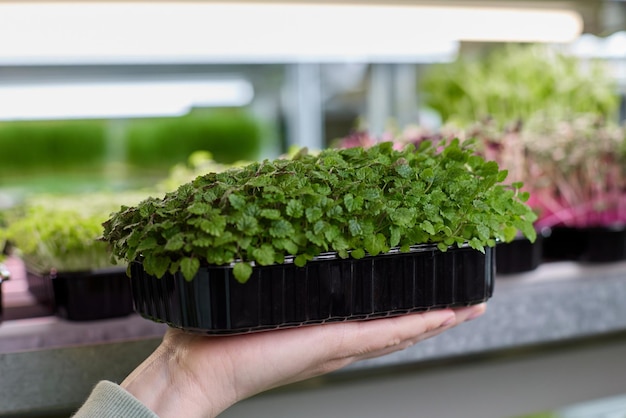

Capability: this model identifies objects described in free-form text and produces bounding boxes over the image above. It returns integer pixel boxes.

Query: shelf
[1,260,626,417]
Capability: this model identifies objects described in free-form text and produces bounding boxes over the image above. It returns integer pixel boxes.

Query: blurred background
[1,1,626,417]
[0,0,623,202]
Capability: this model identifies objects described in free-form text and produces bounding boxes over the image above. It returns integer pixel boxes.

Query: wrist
[121,341,235,418]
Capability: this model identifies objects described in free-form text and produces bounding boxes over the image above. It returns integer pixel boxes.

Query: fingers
[344,303,487,362]
[452,302,487,323]
[339,308,456,355]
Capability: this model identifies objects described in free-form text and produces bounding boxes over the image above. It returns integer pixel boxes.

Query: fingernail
[466,306,486,321]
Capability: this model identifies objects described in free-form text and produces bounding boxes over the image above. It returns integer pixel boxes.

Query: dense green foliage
[0,110,264,194]
[0,119,108,174]
[103,140,537,283]
[125,109,262,167]
[1,193,148,272]
[520,113,626,227]
[420,44,619,127]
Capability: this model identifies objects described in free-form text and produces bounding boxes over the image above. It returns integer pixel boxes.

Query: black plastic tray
[542,226,626,263]
[495,235,543,275]
[26,266,134,321]
[130,244,495,335]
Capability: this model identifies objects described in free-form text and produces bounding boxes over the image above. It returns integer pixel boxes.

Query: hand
[121,303,486,418]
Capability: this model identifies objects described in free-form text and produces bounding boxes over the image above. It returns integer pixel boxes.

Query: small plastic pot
[542,226,626,263]
[495,235,543,275]
[26,266,134,321]
[583,226,626,263]
[0,264,10,324]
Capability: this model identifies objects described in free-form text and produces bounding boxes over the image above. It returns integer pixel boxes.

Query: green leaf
[313,220,327,235]
[305,230,326,247]
[351,248,365,259]
[348,219,363,236]
[164,233,185,251]
[344,194,356,212]
[274,238,299,254]
[228,194,246,210]
[294,254,310,267]
[235,215,259,235]
[136,236,158,252]
[246,176,271,187]
[192,237,213,247]
[420,167,435,181]
[144,255,170,278]
[252,244,276,266]
[476,224,490,241]
[180,257,200,281]
[168,260,181,275]
[327,204,343,218]
[305,207,323,222]
[420,220,436,235]
[502,225,518,242]
[233,262,253,283]
[390,208,414,227]
[269,219,294,238]
[187,202,212,215]
[389,226,402,247]
[259,209,281,220]
[364,233,387,256]
[200,217,226,236]
[213,231,236,246]
[395,163,413,178]
[497,170,509,183]
[468,238,486,253]
[361,188,381,201]
[519,191,530,202]
[313,183,332,196]
[286,200,304,218]
[323,225,341,242]
[518,221,537,243]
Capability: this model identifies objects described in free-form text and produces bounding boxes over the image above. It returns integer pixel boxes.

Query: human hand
[121,303,486,418]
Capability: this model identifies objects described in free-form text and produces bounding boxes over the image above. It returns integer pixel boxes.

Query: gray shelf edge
[2,260,626,416]
[346,260,626,371]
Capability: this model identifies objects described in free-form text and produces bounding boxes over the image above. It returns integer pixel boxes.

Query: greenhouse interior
[1,1,626,417]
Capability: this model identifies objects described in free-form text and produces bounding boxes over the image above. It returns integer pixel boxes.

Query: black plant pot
[583,226,626,262]
[26,266,134,321]
[495,235,544,275]
[26,268,55,314]
[542,226,626,263]
[130,244,495,335]
[0,264,8,324]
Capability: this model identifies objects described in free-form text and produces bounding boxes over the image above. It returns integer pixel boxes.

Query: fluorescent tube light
[0,2,460,64]
[0,2,584,65]
[0,3,583,65]
[434,6,583,43]
[0,79,254,121]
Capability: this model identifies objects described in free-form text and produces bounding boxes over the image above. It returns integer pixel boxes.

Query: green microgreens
[102,139,537,283]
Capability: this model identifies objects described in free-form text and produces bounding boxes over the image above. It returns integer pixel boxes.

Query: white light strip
[0,79,254,120]
[0,3,582,65]
[436,7,583,43]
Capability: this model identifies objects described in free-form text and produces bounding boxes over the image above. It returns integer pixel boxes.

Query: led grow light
[0,3,583,65]
[0,79,254,121]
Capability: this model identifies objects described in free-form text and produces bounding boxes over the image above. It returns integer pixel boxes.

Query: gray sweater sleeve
[72,381,159,418]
